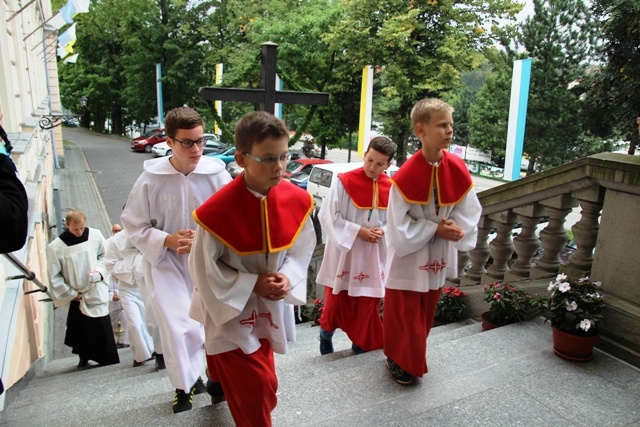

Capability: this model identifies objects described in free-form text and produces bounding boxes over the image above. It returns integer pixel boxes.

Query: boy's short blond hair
[234,111,289,153]
[410,98,454,129]
[164,107,204,139]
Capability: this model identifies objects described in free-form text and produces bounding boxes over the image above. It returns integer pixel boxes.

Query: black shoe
[77,358,89,368]
[352,343,366,354]
[319,328,334,355]
[133,360,144,367]
[386,358,414,385]
[206,379,226,404]
[155,353,166,371]
[172,388,194,414]
[191,376,206,395]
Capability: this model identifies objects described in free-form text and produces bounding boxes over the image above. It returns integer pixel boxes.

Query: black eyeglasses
[170,137,205,149]
[243,152,291,164]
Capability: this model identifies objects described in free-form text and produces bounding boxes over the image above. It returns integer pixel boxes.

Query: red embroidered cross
[418,258,447,274]
[239,310,257,327]
[353,271,370,283]
[336,271,349,279]
[239,310,279,329]
[258,312,279,329]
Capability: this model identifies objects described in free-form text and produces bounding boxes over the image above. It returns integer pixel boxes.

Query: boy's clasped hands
[165,229,196,254]
[358,226,384,244]
[254,272,290,301]
[435,217,464,242]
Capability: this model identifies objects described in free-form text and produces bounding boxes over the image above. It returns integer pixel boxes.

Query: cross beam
[199,42,329,115]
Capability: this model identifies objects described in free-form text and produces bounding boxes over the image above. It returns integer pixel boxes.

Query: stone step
[3,318,640,427]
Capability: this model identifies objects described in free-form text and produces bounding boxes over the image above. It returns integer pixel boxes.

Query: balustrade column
[481,211,517,284]
[461,215,494,286]
[450,250,470,285]
[565,186,604,277]
[531,195,576,279]
[505,204,546,282]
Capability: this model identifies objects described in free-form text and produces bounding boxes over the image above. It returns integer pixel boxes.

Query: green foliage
[482,282,544,326]
[434,286,468,324]
[326,0,523,163]
[469,0,608,170]
[582,0,640,153]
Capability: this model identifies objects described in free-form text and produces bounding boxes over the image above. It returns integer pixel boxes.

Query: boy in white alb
[121,107,232,413]
[316,136,395,355]
[189,111,315,426]
[384,98,482,385]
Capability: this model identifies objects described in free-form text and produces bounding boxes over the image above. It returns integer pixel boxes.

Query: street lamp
[39,95,87,130]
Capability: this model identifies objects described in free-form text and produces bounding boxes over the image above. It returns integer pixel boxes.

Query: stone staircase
[2,318,640,427]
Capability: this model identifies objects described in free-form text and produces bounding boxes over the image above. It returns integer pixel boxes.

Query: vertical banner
[156,63,164,126]
[357,65,373,157]
[274,74,283,119]
[504,58,532,181]
[214,63,223,135]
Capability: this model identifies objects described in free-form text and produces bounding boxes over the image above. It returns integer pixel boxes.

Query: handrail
[2,252,51,301]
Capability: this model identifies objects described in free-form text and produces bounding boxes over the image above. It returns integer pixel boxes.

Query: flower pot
[481,311,501,331]
[551,325,600,361]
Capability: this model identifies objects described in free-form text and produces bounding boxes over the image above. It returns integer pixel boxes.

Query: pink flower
[493,292,501,301]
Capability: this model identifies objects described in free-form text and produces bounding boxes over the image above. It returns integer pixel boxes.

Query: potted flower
[434,286,468,325]
[545,274,605,361]
[481,282,543,331]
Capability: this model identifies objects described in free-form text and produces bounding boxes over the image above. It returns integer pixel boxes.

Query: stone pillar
[564,186,604,277]
[461,215,494,286]
[481,210,517,284]
[505,203,546,282]
[531,195,576,279]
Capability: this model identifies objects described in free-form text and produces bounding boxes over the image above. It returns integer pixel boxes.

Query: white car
[307,162,363,213]
[151,141,172,157]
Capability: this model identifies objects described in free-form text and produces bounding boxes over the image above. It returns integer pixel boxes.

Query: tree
[470,0,606,171]
[582,0,640,154]
[325,0,523,164]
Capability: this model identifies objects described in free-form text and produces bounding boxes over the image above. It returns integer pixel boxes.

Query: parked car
[205,146,236,165]
[226,160,243,178]
[384,164,400,177]
[307,162,363,213]
[289,149,308,161]
[151,141,171,157]
[285,158,332,178]
[289,171,310,190]
[131,129,166,153]
[203,133,230,155]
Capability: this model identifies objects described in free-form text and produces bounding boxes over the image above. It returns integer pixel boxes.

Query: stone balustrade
[451,153,640,367]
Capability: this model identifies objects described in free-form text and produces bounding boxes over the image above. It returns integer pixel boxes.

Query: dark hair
[164,107,204,138]
[366,136,396,162]
[234,111,289,153]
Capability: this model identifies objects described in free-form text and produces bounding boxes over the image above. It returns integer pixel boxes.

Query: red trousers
[206,339,277,427]
[383,288,441,378]
[319,287,384,352]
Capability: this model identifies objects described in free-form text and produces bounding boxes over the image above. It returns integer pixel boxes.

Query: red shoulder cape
[391,150,473,205]
[338,167,391,209]
[193,177,313,255]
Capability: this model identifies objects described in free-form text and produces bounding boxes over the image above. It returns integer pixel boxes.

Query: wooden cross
[198,42,329,115]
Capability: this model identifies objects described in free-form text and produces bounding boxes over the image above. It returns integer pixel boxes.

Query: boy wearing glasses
[316,136,395,355]
[188,111,315,426]
[121,107,232,413]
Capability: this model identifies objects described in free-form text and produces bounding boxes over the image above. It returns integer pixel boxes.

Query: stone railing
[450,153,640,367]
